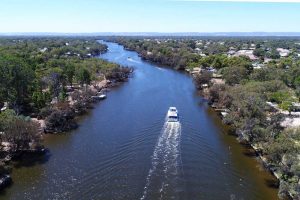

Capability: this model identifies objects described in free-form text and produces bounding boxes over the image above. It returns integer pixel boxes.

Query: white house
[276,48,290,57]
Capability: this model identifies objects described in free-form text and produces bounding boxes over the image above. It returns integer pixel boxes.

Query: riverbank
[0,40,283,200]
[199,78,299,199]
[0,38,134,191]
[111,37,300,199]
[0,71,133,190]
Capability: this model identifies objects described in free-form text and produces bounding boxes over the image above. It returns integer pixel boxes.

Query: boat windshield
[169,116,178,119]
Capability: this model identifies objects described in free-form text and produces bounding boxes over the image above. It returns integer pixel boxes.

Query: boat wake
[140,120,183,200]
[127,57,141,63]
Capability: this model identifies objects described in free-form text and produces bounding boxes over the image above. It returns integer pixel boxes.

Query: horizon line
[1,32,300,37]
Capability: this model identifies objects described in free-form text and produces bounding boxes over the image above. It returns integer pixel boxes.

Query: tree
[45,109,78,133]
[253,48,265,57]
[0,109,42,152]
[267,49,280,59]
[0,109,16,132]
[222,66,248,85]
[48,72,63,98]
[0,55,35,112]
[3,118,41,152]
[194,71,212,89]
[32,91,51,109]
[212,55,228,69]
[64,64,75,86]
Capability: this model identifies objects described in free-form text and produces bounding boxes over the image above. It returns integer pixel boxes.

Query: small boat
[167,107,179,122]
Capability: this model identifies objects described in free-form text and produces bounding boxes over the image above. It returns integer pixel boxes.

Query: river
[1,41,279,200]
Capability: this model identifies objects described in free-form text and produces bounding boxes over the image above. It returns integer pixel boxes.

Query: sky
[0,0,300,33]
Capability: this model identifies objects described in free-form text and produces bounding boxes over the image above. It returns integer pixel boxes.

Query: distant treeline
[107,37,300,71]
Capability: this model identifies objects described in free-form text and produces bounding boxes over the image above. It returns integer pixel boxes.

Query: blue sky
[0,0,300,33]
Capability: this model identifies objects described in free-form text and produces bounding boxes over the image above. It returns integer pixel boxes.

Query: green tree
[64,64,75,86]
[0,55,35,111]
[222,66,248,85]
[76,67,91,86]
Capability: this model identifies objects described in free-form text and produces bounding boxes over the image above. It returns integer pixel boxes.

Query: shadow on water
[0,150,51,196]
[265,178,279,189]
[0,185,11,196]
[13,150,51,168]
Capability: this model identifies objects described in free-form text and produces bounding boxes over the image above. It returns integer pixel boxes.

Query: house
[39,47,48,53]
[249,44,256,50]
[227,50,236,56]
[292,102,300,112]
[235,50,258,60]
[276,48,290,57]
[196,40,203,46]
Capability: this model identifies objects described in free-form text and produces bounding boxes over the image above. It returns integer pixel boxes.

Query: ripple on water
[140,120,184,200]
[69,121,162,199]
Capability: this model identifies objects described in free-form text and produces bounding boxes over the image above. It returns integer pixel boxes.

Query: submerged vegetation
[112,36,300,199]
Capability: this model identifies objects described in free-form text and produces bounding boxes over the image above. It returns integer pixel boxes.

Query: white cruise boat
[167,107,179,122]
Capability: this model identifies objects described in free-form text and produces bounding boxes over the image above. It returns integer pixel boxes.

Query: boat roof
[169,107,177,110]
[168,110,178,117]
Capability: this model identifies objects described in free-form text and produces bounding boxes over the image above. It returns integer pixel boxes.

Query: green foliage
[270,91,291,104]
[222,66,248,85]
[194,71,212,89]
[58,87,67,102]
[0,109,42,152]
[63,64,75,86]
[0,109,17,131]
[253,48,265,57]
[32,91,51,109]
[267,49,280,59]
[76,67,91,86]
[0,37,124,114]
[0,54,35,108]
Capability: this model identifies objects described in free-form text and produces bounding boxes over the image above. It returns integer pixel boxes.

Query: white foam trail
[140,120,182,200]
[156,67,166,71]
[127,58,141,63]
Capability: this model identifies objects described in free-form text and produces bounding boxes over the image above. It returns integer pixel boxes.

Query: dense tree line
[0,37,132,179]
[111,37,300,199]
[107,37,300,71]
